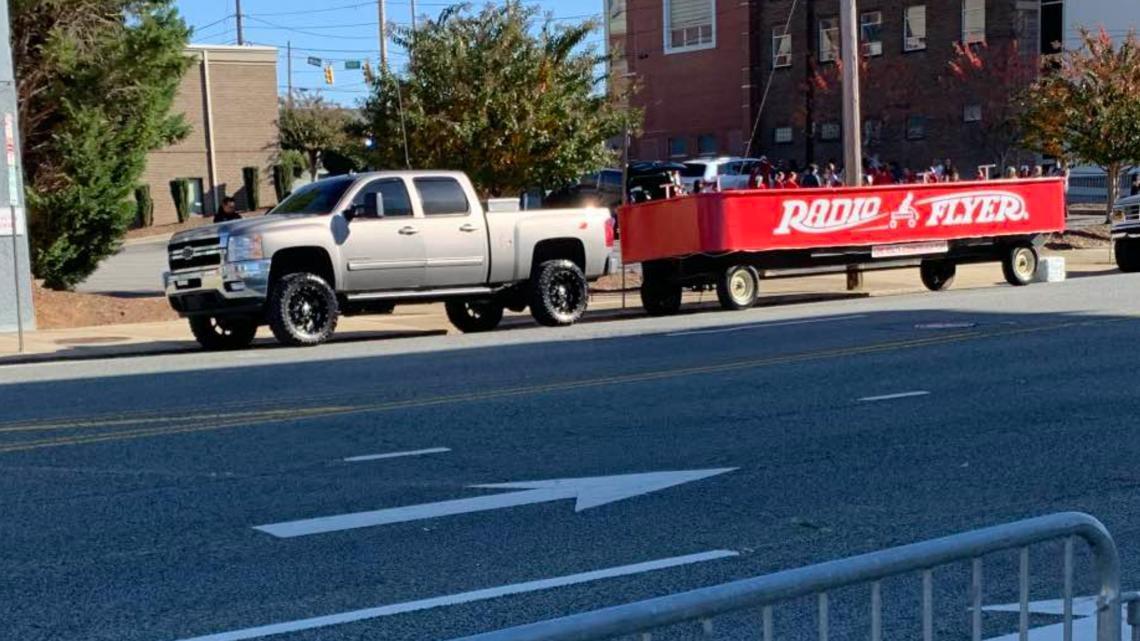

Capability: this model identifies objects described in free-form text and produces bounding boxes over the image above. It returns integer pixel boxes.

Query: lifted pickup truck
[164,171,614,350]
[1112,194,1140,272]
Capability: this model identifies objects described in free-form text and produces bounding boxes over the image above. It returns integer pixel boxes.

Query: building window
[862,119,883,146]
[698,133,718,156]
[819,17,839,63]
[1041,0,1063,55]
[904,5,927,52]
[665,0,715,53]
[906,115,927,140]
[820,123,841,141]
[668,137,688,158]
[774,127,794,144]
[861,12,883,57]
[962,0,986,45]
[963,104,982,123]
[187,178,205,215]
[773,26,792,68]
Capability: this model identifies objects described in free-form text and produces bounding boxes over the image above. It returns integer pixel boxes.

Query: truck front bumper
[1112,224,1140,240]
[164,259,271,317]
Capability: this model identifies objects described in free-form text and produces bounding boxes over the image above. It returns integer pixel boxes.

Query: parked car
[679,157,762,191]
[165,171,615,350]
[626,161,688,202]
[542,169,623,211]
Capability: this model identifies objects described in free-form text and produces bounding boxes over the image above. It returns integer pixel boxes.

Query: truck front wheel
[267,272,339,346]
[529,259,588,327]
[1116,239,1140,273]
[919,259,957,291]
[446,300,504,333]
[189,316,258,351]
[1002,245,1038,287]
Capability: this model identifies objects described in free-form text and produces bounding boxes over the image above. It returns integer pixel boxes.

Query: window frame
[668,136,689,158]
[774,126,794,145]
[962,0,986,45]
[860,11,883,57]
[663,0,717,55]
[905,115,928,141]
[819,17,840,63]
[772,26,792,68]
[904,5,927,52]
[352,177,415,218]
[412,177,471,217]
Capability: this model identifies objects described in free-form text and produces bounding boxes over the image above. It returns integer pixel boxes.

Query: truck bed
[619,178,1066,264]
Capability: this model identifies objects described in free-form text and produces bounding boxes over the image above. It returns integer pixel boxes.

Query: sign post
[0,0,32,349]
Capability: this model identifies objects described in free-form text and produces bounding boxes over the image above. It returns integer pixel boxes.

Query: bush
[169,178,190,223]
[134,185,154,228]
[272,165,288,203]
[242,166,260,211]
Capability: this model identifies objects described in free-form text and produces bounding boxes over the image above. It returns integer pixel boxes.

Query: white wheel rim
[730,270,756,304]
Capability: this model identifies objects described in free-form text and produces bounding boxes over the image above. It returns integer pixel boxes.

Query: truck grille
[169,237,223,272]
[1124,205,1140,222]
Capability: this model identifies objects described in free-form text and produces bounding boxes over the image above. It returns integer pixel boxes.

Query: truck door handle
[459,224,479,233]
[398,226,419,236]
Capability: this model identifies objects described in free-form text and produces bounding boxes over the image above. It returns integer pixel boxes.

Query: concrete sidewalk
[0,248,1118,365]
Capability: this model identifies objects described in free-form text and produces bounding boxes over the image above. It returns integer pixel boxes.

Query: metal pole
[286,41,293,108]
[378,0,388,72]
[9,205,21,352]
[410,0,417,31]
[839,0,864,291]
[235,0,244,45]
[621,123,630,310]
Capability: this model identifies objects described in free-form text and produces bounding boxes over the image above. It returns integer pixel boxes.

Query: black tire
[189,316,258,351]
[529,259,589,327]
[446,299,504,333]
[267,272,339,346]
[640,261,682,316]
[1002,245,1038,287]
[715,265,760,310]
[1116,239,1140,273]
[919,259,957,291]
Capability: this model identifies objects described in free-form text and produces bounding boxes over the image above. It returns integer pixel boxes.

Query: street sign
[254,468,736,538]
[344,60,361,70]
[306,56,321,67]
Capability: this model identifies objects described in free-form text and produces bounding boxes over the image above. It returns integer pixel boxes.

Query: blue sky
[175,0,606,104]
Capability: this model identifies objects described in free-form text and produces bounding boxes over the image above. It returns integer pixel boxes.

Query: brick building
[141,45,278,225]
[609,1,1069,175]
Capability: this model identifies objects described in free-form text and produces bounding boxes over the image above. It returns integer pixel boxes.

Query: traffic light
[324,65,334,85]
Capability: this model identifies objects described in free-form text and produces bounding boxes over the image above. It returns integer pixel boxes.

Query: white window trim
[663,0,717,55]
[861,11,883,57]
[962,0,986,45]
[819,17,839,63]
[773,26,792,68]
[964,104,982,123]
[904,5,927,52]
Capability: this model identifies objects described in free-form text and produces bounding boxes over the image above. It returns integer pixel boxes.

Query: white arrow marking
[254,468,737,538]
[981,595,1133,641]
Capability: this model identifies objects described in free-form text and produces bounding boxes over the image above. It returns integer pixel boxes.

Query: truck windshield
[271,177,355,215]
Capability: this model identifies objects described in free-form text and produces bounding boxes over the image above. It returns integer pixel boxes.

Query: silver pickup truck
[1113,194,1140,272]
[164,171,615,350]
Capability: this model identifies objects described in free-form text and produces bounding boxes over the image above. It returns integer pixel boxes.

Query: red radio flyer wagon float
[618,178,1067,315]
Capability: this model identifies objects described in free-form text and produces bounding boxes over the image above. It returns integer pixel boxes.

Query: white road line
[666,314,868,337]
[343,447,451,463]
[172,549,739,641]
[858,390,931,403]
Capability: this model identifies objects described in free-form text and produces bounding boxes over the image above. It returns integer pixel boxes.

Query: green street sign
[306,56,322,67]
[344,60,362,70]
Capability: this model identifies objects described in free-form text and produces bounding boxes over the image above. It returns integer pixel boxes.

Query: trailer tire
[189,316,258,351]
[1002,245,1038,287]
[919,260,957,292]
[716,265,760,310]
[529,259,588,327]
[446,299,504,333]
[268,272,339,346]
[640,263,682,316]
[1116,239,1140,273]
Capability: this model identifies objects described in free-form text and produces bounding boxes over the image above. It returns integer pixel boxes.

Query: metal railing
[453,512,1120,641]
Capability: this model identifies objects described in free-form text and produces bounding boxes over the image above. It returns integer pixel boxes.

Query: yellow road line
[0,317,1123,455]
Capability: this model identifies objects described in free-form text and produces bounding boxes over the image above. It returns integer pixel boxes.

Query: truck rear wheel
[189,316,258,351]
[919,259,957,291]
[446,300,504,333]
[716,265,760,310]
[1002,245,1038,286]
[1116,239,1140,273]
[267,272,339,346]
[529,259,588,327]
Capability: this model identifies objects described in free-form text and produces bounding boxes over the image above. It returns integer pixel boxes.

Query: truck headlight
[1112,209,1126,223]
[226,235,264,262]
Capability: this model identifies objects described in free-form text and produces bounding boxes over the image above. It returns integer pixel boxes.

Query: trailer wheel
[446,299,504,333]
[716,265,760,310]
[1116,239,1140,273]
[919,260,957,291]
[1002,245,1038,287]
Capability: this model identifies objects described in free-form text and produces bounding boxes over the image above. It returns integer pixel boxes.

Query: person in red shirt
[784,172,800,189]
[773,171,786,189]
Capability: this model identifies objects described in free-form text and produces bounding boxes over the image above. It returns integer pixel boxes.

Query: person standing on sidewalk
[213,197,242,224]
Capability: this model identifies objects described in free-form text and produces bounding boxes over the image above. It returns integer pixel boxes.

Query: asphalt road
[3,272,1140,641]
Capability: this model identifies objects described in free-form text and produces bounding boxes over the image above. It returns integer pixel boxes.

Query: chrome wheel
[286,283,331,339]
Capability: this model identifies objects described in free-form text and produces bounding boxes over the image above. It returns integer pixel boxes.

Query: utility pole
[0,0,34,348]
[286,41,293,107]
[839,0,864,291]
[804,0,816,167]
[378,0,388,72]
[410,0,417,31]
[235,0,244,45]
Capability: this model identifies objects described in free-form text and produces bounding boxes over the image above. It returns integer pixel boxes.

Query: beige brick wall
[142,46,279,226]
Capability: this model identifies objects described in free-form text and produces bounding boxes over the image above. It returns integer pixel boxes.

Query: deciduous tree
[277,92,352,181]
